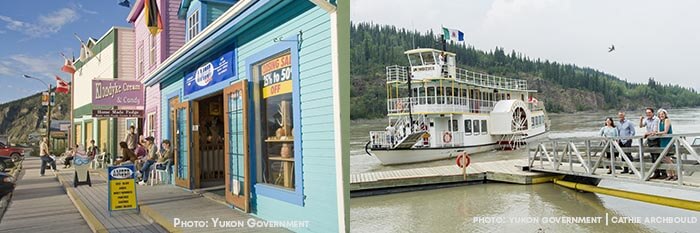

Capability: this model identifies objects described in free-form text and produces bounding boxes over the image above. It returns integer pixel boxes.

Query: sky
[351,0,700,91]
[0,0,132,104]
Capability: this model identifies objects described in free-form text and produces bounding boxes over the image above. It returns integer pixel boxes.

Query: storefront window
[255,50,295,190]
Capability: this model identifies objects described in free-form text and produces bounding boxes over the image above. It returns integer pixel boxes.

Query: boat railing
[387,97,496,114]
[369,131,394,149]
[528,102,544,111]
[528,133,700,187]
[453,68,528,91]
[386,65,408,82]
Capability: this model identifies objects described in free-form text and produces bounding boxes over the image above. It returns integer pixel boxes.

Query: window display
[255,50,295,189]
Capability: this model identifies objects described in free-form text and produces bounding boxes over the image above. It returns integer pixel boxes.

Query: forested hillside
[351,22,700,119]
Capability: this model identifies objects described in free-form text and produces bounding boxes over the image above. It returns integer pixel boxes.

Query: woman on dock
[656,109,677,181]
[600,117,619,174]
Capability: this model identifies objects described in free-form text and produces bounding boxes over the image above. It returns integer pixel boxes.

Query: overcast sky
[351,0,700,91]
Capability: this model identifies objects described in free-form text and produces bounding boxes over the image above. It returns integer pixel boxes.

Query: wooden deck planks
[350,159,551,192]
[58,170,167,233]
[0,157,91,233]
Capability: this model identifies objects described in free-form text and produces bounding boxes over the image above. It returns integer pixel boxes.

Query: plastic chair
[149,164,168,186]
[91,152,106,169]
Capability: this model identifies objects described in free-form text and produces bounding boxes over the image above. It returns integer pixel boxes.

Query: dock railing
[528,133,700,187]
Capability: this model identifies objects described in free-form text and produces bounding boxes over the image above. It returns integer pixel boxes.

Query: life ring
[395,100,403,112]
[443,131,452,143]
[456,153,471,168]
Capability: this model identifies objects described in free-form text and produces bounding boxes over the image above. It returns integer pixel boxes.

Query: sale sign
[261,52,292,99]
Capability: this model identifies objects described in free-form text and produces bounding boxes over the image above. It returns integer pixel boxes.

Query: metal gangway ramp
[527,134,700,189]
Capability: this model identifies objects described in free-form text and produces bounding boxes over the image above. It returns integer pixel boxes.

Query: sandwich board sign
[107,164,139,214]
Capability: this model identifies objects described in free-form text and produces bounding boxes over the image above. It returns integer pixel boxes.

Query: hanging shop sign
[92,80,145,106]
[107,164,139,212]
[261,52,293,99]
[92,109,144,118]
[184,51,235,96]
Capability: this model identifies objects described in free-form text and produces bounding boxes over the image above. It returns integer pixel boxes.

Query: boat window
[451,120,459,131]
[464,120,472,134]
[419,87,426,104]
[473,120,480,135]
[408,53,422,66]
[481,120,488,133]
[446,87,452,104]
[427,87,435,104]
[461,89,468,105]
[437,86,444,104]
[412,88,419,98]
[422,52,436,65]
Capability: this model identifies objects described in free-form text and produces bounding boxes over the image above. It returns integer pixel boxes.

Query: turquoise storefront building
[142,0,349,232]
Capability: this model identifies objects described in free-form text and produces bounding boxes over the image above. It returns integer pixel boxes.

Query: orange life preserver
[443,131,452,143]
[456,153,471,168]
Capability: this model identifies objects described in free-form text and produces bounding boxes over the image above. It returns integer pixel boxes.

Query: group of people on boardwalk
[116,126,173,185]
[599,107,676,180]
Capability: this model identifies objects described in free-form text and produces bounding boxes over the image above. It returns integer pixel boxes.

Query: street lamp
[23,75,52,148]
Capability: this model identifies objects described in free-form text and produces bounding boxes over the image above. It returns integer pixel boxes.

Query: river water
[350,108,700,233]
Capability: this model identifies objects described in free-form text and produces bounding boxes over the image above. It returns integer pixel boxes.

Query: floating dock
[350,158,561,196]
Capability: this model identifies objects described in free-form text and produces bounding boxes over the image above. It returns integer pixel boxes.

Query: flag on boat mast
[442,27,464,42]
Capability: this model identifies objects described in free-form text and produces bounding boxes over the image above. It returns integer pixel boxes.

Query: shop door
[173,101,192,189]
[223,80,250,212]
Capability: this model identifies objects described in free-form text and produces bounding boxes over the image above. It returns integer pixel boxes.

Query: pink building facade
[127,0,185,143]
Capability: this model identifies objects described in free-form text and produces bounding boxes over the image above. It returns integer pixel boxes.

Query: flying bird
[608,45,615,53]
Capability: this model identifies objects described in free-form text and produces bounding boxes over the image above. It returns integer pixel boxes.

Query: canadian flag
[528,96,539,103]
[60,53,76,74]
[55,75,70,94]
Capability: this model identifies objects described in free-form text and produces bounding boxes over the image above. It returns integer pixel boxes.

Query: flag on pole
[55,75,70,94]
[442,27,464,42]
[60,53,76,74]
[144,0,163,35]
[74,34,95,62]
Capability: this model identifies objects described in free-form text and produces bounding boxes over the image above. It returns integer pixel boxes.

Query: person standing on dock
[640,107,664,179]
[617,112,636,174]
[600,117,619,174]
[656,109,677,181]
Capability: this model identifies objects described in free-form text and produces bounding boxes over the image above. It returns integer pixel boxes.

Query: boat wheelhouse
[367,48,549,165]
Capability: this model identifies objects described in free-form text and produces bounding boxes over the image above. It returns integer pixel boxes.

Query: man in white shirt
[639,107,664,179]
[39,137,57,176]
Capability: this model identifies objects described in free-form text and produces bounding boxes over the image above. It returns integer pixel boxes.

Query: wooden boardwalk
[350,159,560,193]
[90,170,291,233]
[0,157,91,233]
[56,168,167,233]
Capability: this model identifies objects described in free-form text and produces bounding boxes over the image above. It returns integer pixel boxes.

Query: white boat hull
[372,144,497,165]
[370,131,549,165]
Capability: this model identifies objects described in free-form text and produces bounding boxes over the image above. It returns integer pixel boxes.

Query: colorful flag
[60,53,76,74]
[144,0,163,35]
[442,27,464,42]
[55,75,70,94]
[528,96,539,103]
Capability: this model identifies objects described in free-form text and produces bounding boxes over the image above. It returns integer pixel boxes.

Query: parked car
[0,141,26,163]
[0,172,16,197]
[0,157,14,172]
